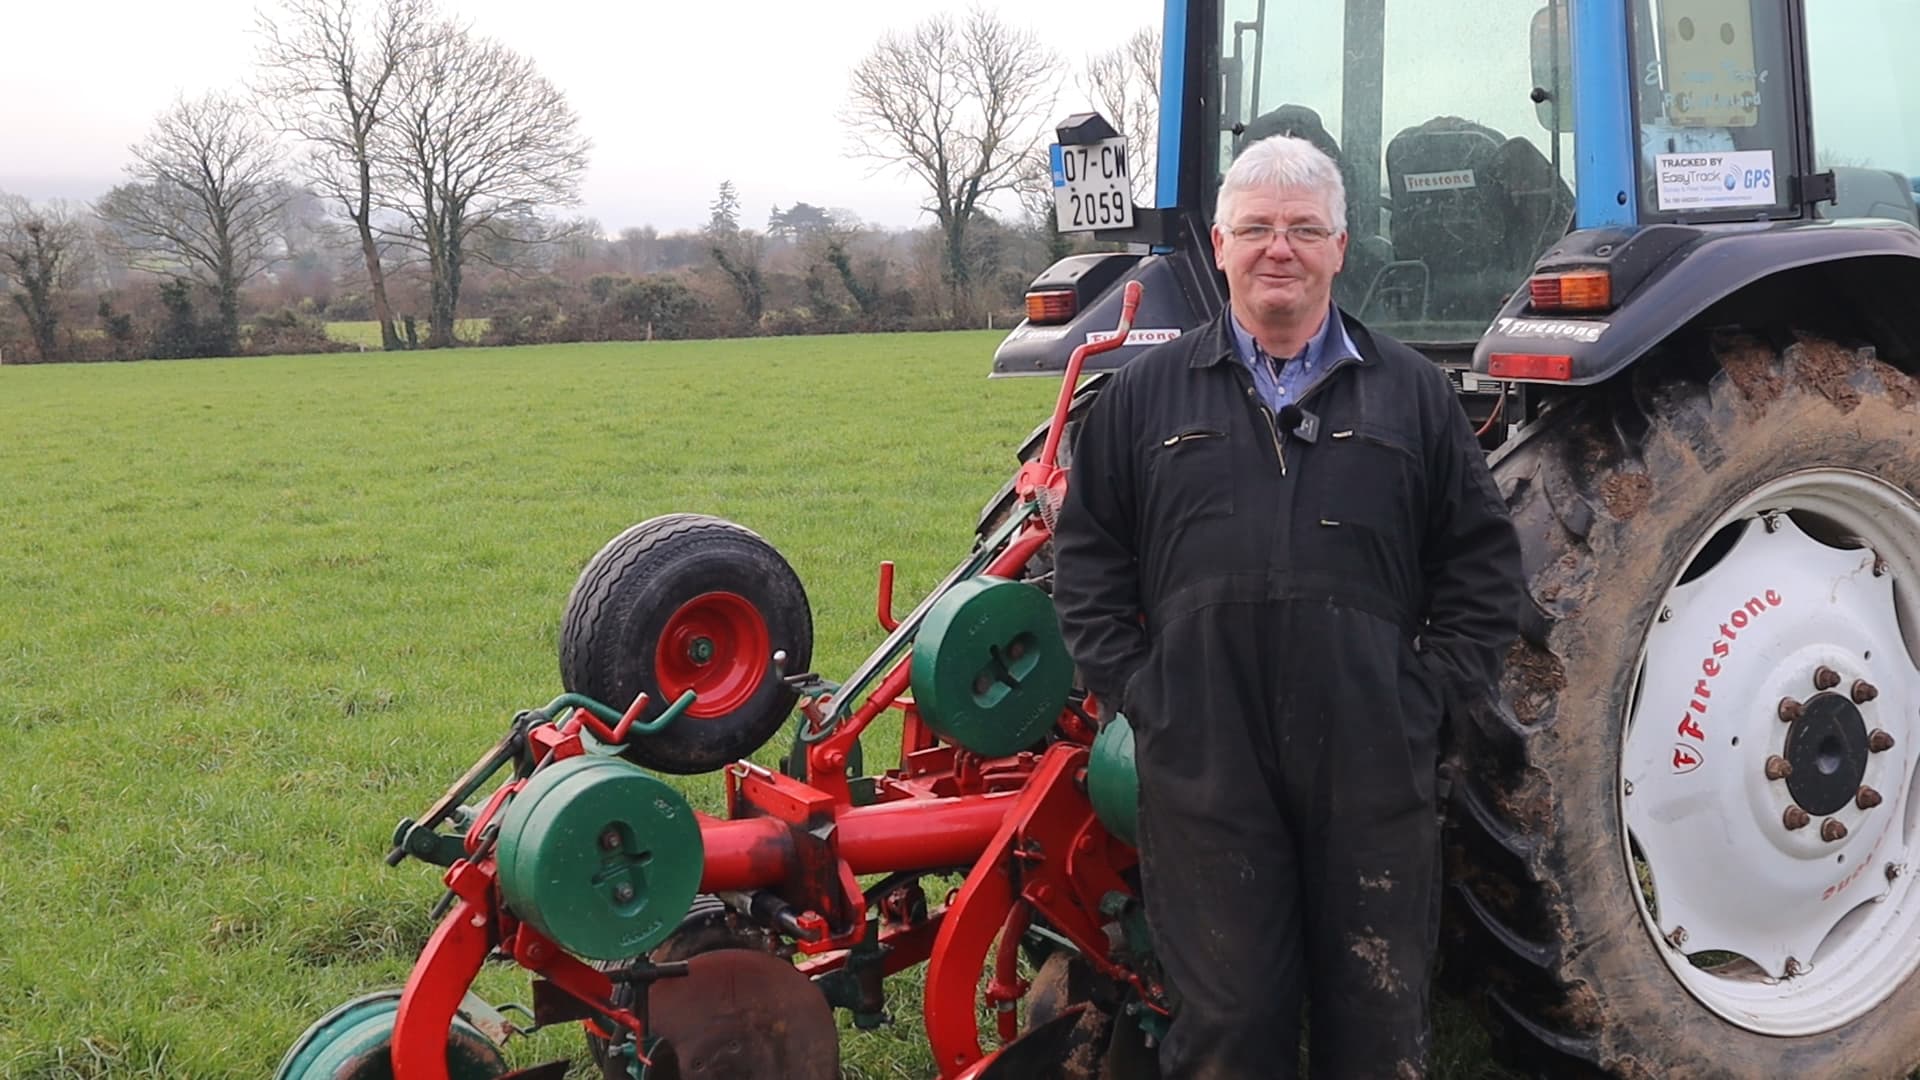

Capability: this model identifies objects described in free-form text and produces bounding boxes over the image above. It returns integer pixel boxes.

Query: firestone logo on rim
[1670,588,1784,773]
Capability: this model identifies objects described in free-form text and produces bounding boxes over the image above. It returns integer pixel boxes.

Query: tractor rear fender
[1473,220,1920,386]
[991,215,1221,378]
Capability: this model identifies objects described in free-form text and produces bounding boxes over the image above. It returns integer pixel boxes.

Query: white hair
[1214,134,1348,234]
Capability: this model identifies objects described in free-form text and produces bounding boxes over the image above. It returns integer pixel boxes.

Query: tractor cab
[995,0,1920,378]
[1207,0,1578,346]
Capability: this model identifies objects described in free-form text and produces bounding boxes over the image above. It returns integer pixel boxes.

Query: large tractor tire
[1452,331,1920,1076]
[560,514,812,775]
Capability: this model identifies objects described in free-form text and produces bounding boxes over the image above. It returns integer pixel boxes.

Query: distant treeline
[0,0,1154,363]
[0,191,1092,363]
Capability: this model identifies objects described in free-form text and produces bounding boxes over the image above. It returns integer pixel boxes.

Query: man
[1052,134,1522,1078]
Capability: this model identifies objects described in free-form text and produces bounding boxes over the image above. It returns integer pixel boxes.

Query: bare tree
[96,93,288,353]
[0,196,88,362]
[375,22,590,347]
[847,9,1060,318]
[612,226,659,276]
[1083,26,1161,202]
[254,0,432,350]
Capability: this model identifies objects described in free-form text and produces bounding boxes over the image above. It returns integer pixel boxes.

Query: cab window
[1214,0,1576,345]
[1630,0,1796,221]
[1804,1,1920,226]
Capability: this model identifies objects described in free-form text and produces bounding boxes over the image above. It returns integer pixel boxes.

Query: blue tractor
[999,0,1920,1074]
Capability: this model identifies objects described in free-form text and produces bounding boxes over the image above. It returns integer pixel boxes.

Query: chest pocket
[1305,424,1419,534]
[1145,426,1236,521]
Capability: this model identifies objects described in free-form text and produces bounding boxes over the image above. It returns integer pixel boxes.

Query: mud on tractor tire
[1453,331,1920,1077]
[560,514,813,775]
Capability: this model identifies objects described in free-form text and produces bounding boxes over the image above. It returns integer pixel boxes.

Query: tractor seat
[1377,117,1571,326]
[1385,117,1509,276]
[1234,103,1387,311]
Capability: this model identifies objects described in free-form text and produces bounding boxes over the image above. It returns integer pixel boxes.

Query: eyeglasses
[1225,223,1339,248]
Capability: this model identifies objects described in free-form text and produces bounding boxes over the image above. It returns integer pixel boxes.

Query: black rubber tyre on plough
[560,514,812,775]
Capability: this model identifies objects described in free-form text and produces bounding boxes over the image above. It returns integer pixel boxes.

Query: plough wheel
[588,897,839,1080]
[561,514,812,774]
[274,991,506,1080]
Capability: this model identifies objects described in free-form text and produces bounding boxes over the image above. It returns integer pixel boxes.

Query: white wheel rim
[1621,468,1920,1035]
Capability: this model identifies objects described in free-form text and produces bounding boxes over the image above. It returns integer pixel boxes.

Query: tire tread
[1451,333,1920,1077]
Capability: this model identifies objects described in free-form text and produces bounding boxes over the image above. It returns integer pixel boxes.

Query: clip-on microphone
[1278,403,1320,444]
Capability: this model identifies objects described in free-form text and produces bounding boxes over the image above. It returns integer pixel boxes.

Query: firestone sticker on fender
[1493,316,1609,344]
[1086,328,1182,346]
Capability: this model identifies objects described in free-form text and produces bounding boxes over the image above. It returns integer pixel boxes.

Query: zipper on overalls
[1262,405,1287,477]
[1244,384,1287,477]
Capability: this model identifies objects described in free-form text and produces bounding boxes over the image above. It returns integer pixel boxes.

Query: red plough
[279,283,1156,1080]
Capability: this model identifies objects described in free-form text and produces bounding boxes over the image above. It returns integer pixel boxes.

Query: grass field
[324,319,490,349]
[0,333,1507,1078]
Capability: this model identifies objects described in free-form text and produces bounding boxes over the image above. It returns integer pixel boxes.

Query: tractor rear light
[1488,353,1574,381]
[1025,289,1078,324]
[1529,269,1613,312]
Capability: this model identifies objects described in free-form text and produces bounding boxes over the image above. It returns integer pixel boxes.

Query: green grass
[325,319,489,348]
[0,332,1063,1077]
[0,333,1508,1078]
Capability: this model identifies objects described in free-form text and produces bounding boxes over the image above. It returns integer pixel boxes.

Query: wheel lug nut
[1852,679,1879,704]
[1778,697,1804,723]
[1821,818,1849,842]
[1813,666,1841,691]
[1857,786,1884,810]
[1869,729,1897,753]
[599,828,622,851]
[1764,755,1793,781]
[1783,806,1811,830]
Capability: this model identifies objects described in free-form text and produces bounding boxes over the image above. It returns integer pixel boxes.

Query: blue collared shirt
[1229,304,1359,415]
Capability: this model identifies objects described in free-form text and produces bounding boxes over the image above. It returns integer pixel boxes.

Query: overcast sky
[0,0,1162,233]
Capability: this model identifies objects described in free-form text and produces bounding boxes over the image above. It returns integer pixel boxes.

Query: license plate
[1051,139,1134,233]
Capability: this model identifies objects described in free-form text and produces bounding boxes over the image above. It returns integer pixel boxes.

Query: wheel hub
[655,591,772,719]
[1783,691,1872,816]
[1621,472,1920,1035]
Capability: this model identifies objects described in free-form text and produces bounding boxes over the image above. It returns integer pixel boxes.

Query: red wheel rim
[654,591,772,719]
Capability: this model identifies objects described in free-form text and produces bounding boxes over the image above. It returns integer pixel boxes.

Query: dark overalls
[1053,309,1522,1078]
